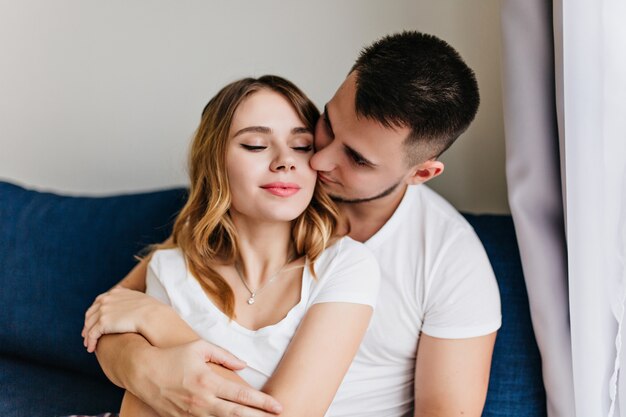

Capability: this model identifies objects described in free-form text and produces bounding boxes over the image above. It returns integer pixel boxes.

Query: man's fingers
[199,342,247,370]
[207,396,281,417]
[215,379,282,415]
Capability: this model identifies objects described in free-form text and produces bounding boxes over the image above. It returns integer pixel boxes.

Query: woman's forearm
[261,303,373,417]
[139,304,201,348]
[138,308,251,388]
[96,332,154,389]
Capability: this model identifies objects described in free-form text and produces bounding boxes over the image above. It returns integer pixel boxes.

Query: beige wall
[0,0,509,214]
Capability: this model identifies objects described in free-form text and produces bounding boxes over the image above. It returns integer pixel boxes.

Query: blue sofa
[0,180,546,416]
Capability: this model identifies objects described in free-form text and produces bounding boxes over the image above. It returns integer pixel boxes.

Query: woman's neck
[230,215,295,288]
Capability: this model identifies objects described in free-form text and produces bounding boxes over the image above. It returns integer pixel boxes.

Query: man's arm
[93,253,282,417]
[413,332,496,417]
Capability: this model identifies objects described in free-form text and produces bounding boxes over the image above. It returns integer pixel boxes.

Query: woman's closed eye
[240,144,266,151]
[293,145,313,152]
[240,143,312,152]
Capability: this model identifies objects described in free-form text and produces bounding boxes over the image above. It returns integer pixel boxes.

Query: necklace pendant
[247,297,255,305]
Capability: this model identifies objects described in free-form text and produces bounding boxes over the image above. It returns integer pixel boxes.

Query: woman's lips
[260,182,301,197]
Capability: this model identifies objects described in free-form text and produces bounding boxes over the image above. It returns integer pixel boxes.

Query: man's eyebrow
[344,144,377,167]
[323,104,334,134]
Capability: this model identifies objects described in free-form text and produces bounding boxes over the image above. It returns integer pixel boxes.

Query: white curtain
[500,1,626,416]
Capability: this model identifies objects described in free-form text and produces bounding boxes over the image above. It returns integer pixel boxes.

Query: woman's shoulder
[316,236,379,278]
[306,236,381,307]
[149,247,186,271]
[151,246,183,258]
[325,236,377,263]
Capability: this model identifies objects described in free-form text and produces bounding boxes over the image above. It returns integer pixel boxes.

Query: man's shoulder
[391,186,488,267]
[365,185,472,252]
[405,185,472,232]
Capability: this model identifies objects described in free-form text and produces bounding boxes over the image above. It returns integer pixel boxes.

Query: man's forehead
[326,100,408,141]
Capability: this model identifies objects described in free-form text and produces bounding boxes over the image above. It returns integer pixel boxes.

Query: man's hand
[110,339,283,417]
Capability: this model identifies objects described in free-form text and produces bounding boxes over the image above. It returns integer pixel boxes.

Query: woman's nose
[270,152,296,171]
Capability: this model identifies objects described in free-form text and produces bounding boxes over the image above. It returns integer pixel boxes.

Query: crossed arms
[89,256,374,417]
[90,257,496,417]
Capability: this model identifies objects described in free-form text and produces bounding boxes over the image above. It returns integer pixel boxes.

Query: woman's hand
[82,286,167,352]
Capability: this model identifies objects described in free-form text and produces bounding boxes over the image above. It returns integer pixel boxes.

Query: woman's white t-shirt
[146,237,380,389]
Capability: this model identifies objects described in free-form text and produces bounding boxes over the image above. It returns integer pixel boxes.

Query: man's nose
[310,142,335,172]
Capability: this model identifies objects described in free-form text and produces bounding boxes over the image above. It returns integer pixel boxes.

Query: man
[93,31,501,417]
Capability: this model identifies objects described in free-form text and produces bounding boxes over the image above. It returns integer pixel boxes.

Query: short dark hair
[351,31,480,164]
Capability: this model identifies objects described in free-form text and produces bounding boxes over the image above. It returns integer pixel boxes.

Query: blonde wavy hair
[157,75,341,318]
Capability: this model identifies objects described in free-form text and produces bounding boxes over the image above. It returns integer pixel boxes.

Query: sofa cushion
[0,181,546,416]
[0,181,187,378]
[464,214,546,416]
[0,354,123,416]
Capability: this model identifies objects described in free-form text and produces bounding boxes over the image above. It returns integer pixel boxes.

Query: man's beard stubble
[329,181,402,204]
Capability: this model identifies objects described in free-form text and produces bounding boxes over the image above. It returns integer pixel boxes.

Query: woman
[82,75,380,417]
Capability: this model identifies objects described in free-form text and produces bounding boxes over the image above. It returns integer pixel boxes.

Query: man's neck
[342,184,408,243]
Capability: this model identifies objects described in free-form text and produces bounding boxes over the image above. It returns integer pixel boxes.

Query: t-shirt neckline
[364,185,418,250]
[186,262,310,336]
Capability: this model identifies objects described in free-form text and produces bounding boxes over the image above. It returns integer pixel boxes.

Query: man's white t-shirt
[146,237,380,390]
[327,185,502,417]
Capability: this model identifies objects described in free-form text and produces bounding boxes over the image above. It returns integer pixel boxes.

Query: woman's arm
[87,284,261,386]
[87,289,373,416]
[260,240,380,416]
[88,249,281,417]
[93,256,151,386]
[83,286,200,351]
[98,337,277,417]
[262,302,373,417]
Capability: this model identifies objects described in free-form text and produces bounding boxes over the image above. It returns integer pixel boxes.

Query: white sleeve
[145,252,173,306]
[420,228,502,339]
[309,239,381,308]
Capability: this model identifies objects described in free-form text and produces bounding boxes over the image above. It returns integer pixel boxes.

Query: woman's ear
[405,159,445,185]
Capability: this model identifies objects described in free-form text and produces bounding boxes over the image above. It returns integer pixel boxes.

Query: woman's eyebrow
[233,126,312,137]
[293,127,313,135]
[232,126,272,137]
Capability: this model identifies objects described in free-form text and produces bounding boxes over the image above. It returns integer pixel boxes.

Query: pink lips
[260,182,301,197]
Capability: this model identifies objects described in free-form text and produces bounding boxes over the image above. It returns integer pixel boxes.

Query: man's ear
[405,159,445,185]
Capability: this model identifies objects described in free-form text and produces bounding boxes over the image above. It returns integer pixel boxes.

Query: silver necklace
[234,260,293,305]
